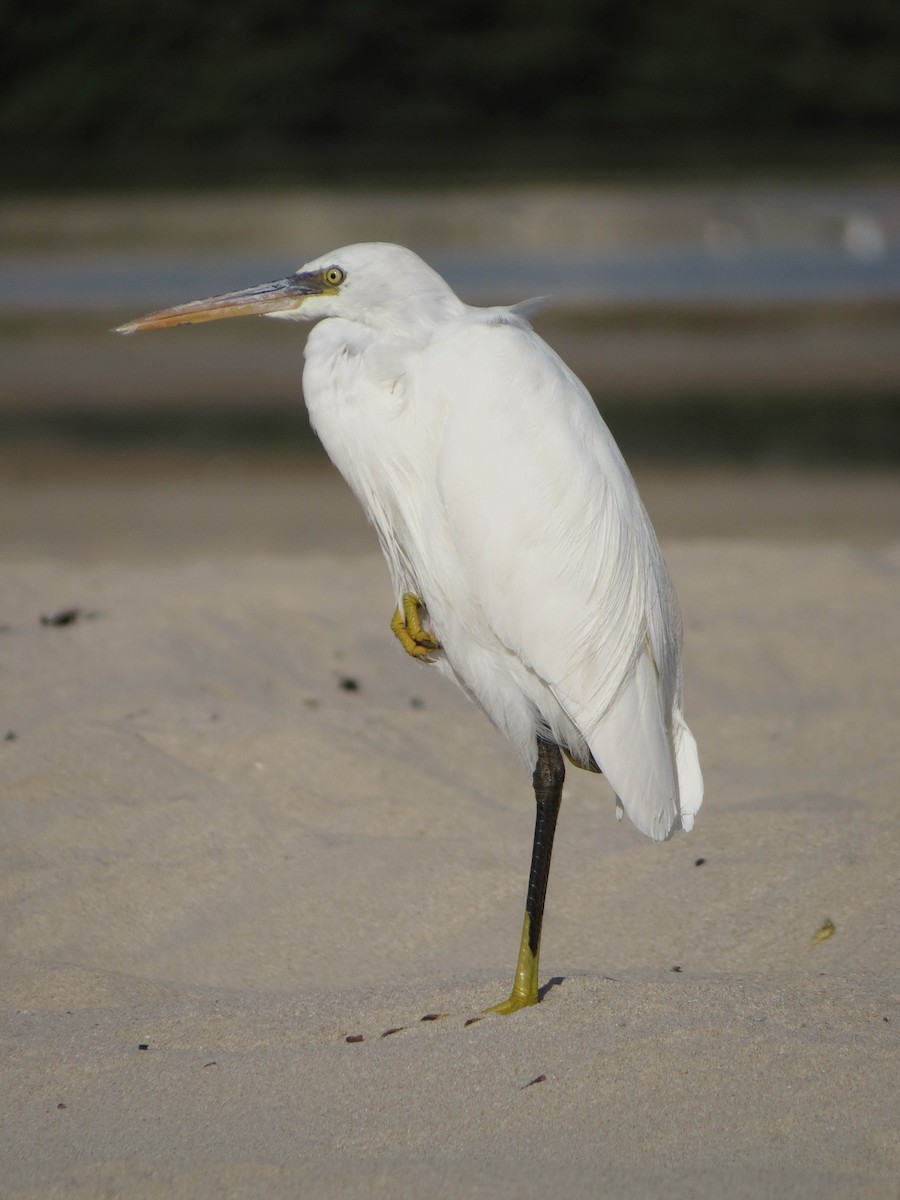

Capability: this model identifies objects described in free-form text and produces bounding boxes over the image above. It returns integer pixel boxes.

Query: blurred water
[1,188,898,464]
[3,243,900,315]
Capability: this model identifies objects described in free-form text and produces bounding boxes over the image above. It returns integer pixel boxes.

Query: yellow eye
[323,267,345,287]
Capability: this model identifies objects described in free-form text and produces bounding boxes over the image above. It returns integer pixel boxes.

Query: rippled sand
[1,455,898,1199]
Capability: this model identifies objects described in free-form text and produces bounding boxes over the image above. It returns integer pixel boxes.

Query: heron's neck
[364,290,466,343]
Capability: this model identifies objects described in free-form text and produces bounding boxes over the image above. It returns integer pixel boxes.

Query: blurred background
[1,0,899,556]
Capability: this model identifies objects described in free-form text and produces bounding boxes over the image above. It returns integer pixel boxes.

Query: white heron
[117,243,703,1013]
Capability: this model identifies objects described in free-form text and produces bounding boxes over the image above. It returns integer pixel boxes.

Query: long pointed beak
[115,274,319,334]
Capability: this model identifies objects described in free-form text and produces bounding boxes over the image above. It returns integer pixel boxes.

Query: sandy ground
[2,454,899,1199]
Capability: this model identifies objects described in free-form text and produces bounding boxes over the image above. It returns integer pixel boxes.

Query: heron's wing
[431,317,696,838]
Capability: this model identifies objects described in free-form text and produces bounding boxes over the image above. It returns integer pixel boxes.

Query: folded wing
[432,317,702,839]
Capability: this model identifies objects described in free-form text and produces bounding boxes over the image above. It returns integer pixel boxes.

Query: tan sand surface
[1,463,899,1198]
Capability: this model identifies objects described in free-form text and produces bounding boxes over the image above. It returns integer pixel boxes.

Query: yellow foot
[483,913,540,1015]
[484,989,539,1016]
[390,592,441,661]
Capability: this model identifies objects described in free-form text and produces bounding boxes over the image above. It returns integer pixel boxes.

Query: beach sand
[2,453,899,1199]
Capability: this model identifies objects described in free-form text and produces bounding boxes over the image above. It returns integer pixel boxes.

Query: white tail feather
[587,648,679,842]
[673,713,703,832]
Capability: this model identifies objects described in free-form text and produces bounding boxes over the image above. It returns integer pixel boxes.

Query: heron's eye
[323,267,345,287]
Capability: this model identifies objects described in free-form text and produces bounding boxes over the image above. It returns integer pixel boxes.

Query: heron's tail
[672,711,703,833]
[585,646,703,842]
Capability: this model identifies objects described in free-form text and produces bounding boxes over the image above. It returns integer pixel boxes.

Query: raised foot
[391,592,441,661]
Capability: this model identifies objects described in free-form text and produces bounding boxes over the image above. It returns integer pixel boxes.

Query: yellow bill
[115,273,322,334]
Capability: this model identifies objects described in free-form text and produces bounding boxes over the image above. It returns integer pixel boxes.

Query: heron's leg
[487,740,565,1014]
[390,592,441,659]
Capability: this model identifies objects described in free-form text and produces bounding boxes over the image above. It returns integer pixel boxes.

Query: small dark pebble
[380,1027,405,1038]
[4,731,16,741]
[138,1043,149,1050]
[523,1074,547,1089]
[883,1016,891,1023]
[57,1102,67,1109]
[694,857,706,866]
[345,1034,364,1043]
[339,677,359,692]
[670,965,682,973]
[41,608,82,627]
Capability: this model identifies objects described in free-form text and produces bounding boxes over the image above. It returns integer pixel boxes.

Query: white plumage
[295,244,702,841]
[118,240,703,1011]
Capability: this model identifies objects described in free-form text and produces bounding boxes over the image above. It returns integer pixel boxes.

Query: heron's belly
[303,330,580,768]
[426,598,577,771]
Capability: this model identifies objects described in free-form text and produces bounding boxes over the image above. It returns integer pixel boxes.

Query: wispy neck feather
[363,287,466,341]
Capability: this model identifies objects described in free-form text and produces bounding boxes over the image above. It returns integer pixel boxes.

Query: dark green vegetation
[3,0,900,186]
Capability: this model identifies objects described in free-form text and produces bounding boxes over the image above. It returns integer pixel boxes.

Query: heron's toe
[390,593,441,660]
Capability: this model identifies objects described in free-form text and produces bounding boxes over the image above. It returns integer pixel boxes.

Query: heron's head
[116,242,464,337]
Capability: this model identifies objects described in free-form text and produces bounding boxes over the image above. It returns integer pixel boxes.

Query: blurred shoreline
[3,445,898,558]
[2,185,898,465]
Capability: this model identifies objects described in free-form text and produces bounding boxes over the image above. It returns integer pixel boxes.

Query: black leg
[486,739,565,1013]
